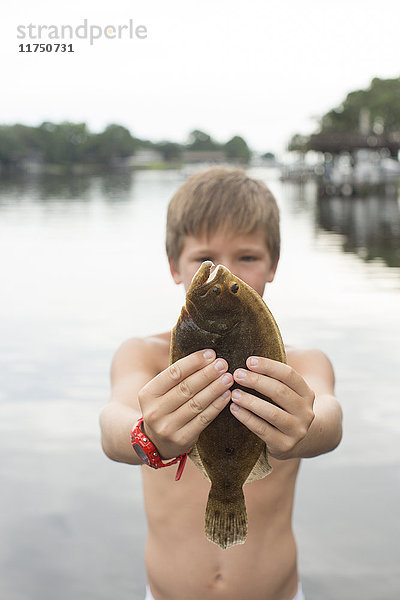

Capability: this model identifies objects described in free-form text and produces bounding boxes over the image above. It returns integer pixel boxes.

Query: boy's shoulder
[111,332,172,381]
[111,338,334,388]
[286,345,335,386]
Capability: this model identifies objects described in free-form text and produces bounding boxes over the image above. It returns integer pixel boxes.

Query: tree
[37,121,90,164]
[86,124,137,164]
[0,124,42,165]
[224,135,251,163]
[287,77,400,153]
[287,133,310,153]
[156,141,183,161]
[319,77,400,134]
[186,129,221,151]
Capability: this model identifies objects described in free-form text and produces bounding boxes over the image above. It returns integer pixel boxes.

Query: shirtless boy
[100,167,343,600]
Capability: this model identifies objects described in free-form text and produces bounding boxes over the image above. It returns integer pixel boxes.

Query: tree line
[0,123,253,168]
[288,76,400,152]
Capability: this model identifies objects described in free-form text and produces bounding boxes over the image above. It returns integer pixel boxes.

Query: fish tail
[205,487,247,550]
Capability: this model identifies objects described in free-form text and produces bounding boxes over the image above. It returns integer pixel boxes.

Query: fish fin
[205,487,248,550]
[244,444,272,484]
[188,445,211,482]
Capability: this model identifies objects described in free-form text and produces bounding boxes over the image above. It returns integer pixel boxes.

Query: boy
[99,167,342,600]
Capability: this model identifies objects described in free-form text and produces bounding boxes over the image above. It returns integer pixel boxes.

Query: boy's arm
[99,338,234,465]
[99,338,157,465]
[282,348,342,458]
[229,349,342,460]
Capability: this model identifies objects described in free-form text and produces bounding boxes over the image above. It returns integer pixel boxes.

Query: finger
[229,402,284,447]
[173,371,234,428]
[233,368,298,412]
[246,357,313,399]
[231,389,292,434]
[156,357,231,415]
[144,349,216,398]
[180,389,232,441]
[144,383,232,460]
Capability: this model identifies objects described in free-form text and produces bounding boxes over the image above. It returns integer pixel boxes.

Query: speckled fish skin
[170,261,286,549]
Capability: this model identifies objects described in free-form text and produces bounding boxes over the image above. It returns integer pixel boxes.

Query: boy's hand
[230,356,315,460]
[138,349,233,460]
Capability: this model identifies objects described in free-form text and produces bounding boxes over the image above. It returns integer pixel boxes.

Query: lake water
[1,167,399,600]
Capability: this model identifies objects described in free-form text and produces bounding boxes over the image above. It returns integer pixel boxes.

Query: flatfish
[170,261,286,549]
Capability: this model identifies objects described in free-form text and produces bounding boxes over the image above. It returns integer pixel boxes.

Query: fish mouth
[206,263,223,283]
[190,261,214,288]
[199,264,227,296]
[188,261,233,300]
[188,261,217,292]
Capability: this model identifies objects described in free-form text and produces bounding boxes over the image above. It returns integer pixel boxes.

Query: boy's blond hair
[166,166,280,267]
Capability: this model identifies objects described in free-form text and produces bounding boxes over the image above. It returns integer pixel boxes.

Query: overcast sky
[2,0,400,154]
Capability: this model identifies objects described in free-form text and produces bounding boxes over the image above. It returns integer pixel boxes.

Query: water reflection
[316,191,400,268]
[0,169,135,204]
[2,171,400,273]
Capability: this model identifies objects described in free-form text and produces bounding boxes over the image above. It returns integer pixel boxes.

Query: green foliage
[186,129,221,151]
[319,77,400,134]
[0,122,252,167]
[288,77,400,152]
[156,141,183,161]
[0,124,39,165]
[287,133,310,153]
[224,135,251,163]
[0,121,138,167]
[85,124,137,165]
[37,122,90,164]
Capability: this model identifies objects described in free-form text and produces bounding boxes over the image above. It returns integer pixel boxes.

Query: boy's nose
[210,262,234,276]
[220,261,234,273]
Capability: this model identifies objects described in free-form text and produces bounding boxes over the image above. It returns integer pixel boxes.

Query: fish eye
[213,285,221,295]
[231,283,239,293]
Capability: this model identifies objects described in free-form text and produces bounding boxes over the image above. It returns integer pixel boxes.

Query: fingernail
[215,359,226,372]
[230,403,240,412]
[221,390,230,399]
[203,349,215,360]
[222,373,232,385]
[232,389,242,399]
[249,357,259,367]
[235,369,246,380]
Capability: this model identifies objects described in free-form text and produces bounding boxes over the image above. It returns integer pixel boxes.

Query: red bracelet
[130,418,188,481]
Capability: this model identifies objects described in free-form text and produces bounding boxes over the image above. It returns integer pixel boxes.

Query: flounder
[170,261,286,549]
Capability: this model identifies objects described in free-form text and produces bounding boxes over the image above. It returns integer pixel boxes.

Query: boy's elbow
[100,433,116,461]
[330,400,343,452]
[100,429,127,463]
[99,405,119,462]
[331,424,343,452]
[99,404,140,465]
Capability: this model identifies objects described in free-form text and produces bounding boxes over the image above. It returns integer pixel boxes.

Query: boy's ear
[267,259,279,283]
[168,258,182,284]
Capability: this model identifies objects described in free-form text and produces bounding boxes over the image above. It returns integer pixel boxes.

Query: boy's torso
[141,332,301,600]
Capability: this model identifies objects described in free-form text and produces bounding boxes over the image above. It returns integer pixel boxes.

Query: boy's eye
[240,256,257,262]
[195,257,213,263]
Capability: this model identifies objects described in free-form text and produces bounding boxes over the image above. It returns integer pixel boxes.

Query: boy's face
[169,227,277,297]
